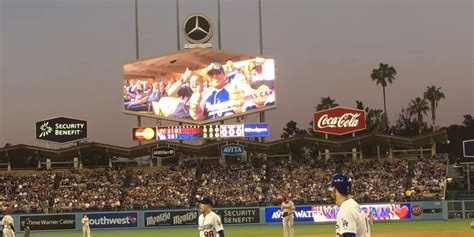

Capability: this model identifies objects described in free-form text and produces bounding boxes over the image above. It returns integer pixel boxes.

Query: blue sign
[88,212,138,229]
[244,123,269,137]
[265,206,315,223]
[221,144,245,156]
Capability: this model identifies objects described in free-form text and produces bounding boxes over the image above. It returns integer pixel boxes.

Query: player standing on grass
[81,214,91,237]
[281,195,295,237]
[198,197,225,237]
[22,218,31,237]
[329,174,370,237]
[2,208,15,237]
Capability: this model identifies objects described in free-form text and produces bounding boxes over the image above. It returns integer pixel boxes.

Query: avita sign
[313,107,366,135]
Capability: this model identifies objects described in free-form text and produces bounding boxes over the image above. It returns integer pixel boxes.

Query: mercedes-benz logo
[183,14,213,44]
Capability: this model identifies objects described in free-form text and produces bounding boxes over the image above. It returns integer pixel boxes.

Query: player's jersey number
[204,231,214,237]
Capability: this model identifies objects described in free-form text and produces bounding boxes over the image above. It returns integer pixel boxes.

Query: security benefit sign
[88,212,138,229]
[265,203,411,223]
[20,214,76,231]
[145,210,198,227]
[214,208,260,225]
[36,117,87,143]
[221,144,245,156]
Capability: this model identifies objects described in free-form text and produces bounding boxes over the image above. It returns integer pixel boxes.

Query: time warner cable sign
[36,117,87,143]
[87,212,138,229]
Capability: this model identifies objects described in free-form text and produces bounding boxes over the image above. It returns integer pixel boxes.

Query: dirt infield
[260,229,474,237]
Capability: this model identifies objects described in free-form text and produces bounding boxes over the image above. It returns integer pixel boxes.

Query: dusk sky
[0,0,472,147]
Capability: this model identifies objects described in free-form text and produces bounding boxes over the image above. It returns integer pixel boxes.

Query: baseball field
[27,219,472,237]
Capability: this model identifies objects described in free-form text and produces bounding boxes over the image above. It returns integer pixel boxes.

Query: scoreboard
[132,123,269,141]
[157,126,202,140]
[202,124,245,139]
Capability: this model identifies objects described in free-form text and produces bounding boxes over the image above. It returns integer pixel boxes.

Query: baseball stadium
[1,1,473,237]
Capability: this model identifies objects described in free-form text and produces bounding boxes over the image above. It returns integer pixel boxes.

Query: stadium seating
[0,156,447,213]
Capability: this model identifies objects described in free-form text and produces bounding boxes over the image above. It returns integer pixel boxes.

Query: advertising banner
[313,107,366,135]
[214,208,260,225]
[87,212,138,229]
[19,214,76,231]
[144,210,198,227]
[36,117,87,143]
[265,203,411,223]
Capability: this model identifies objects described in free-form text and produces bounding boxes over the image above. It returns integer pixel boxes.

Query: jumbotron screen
[123,49,276,124]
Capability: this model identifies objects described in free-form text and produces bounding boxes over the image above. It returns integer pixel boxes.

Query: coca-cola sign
[313,107,366,135]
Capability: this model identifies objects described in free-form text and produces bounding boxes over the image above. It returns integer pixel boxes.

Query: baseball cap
[197,196,214,206]
[4,207,12,214]
[207,62,224,75]
[329,173,352,196]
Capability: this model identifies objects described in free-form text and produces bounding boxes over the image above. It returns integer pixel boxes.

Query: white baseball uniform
[281,200,295,237]
[198,211,224,237]
[82,216,91,237]
[2,215,15,237]
[336,198,370,237]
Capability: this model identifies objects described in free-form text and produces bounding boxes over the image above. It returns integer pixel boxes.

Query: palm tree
[315,97,339,111]
[408,97,429,134]
[370,63,397,117]
[463,114,474,128]
[282,120,306,138]
[356,100,365,110]
[366,108,389,133]
[424,85,446,131]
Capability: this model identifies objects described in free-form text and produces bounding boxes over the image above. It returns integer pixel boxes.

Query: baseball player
[2,208,15,237]
[329,174,370,237]
[81,214,91,237]
[22,218,31,237]
[198,197,225,237]
[281,195,295,237]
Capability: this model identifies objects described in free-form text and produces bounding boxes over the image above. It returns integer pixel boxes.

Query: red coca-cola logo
[313,107,366,135]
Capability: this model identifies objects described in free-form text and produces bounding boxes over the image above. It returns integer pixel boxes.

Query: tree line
[282,63,473,139]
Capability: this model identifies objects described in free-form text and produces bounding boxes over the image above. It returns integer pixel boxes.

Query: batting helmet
[330,173,352,196]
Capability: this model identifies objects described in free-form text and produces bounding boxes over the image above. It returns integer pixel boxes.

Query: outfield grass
[26,220,473,237]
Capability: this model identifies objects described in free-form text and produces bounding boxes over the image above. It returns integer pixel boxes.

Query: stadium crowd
[344,159,409,203]
[197,162,266,206]
[52,168,126,212]
[124,165,196,209]
[0,172,54,213]
[0,155,447,213]
[411,156,447,200]
[265,159,335,205]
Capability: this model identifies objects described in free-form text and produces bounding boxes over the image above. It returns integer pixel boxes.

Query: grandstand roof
[0,130,448,162]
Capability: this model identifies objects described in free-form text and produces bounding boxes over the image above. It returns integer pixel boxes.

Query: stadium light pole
[176,0,181,50]
[134,0,143,146]
[217,0,222,50]
[258,0,266,143]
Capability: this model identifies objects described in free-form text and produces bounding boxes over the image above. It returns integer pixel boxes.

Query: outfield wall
[8,201,445,232]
